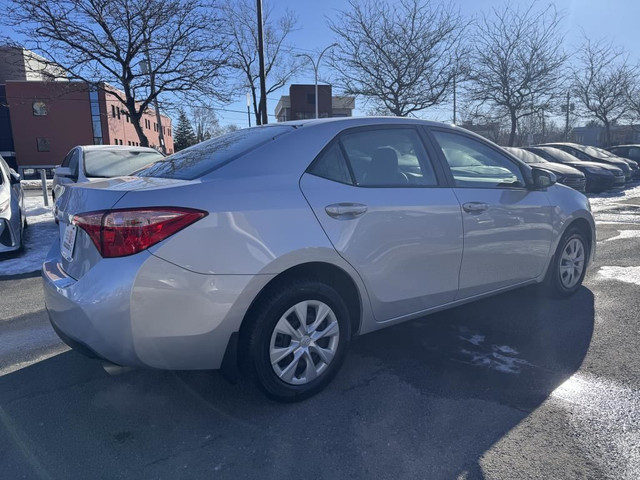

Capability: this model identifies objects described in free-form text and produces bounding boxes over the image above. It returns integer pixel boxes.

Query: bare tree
[189,105,221,142]
[222,0,300,125]
[328,0,467,117]
[467,3,566,146]
[6,0,229,147]
[573,38,635,146]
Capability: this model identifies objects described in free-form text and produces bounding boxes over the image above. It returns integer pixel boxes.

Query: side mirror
[55,166,73,178]
[9,169,20,184]
[532,168,556,189]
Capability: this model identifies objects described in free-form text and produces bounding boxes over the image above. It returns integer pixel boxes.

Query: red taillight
[72,207,207,258]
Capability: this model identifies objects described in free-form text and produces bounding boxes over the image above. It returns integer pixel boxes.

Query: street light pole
[296,44,337,119]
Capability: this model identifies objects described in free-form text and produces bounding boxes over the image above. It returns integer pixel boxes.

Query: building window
[114,139,118,145]
[36,137,50,152]
[119,139,123,145]
[88,88,103,145]
[168,128,171,137]
[117,107,121,120]
[32,101,47,116]
[112,105,116,117]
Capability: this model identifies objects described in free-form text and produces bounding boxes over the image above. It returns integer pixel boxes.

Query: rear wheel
[244,279,351,402]
[544,228,588,297]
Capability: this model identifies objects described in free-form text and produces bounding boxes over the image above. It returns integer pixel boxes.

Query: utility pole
[256,0,268,125]
[296,43,337,119]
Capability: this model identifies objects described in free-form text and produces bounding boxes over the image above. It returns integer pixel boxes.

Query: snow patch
[0,197,57,276]
[456,326,531,374]
[597,266,640,286]
[603,229,640,242]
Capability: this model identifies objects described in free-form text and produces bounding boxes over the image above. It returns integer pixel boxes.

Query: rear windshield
[136,126,295,180]
[85,150,165,177]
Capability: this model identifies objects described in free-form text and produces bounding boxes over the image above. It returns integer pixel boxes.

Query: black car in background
[588,145,640,179]
[542,142,633,182]
[525,146,624,192]
[503,147,586,192]
[607,145,640,176]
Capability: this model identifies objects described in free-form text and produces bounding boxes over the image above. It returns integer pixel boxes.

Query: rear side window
[137,126,294,180]
[309,143,353,184]
[309,127,438,187]
[341,129,437,186]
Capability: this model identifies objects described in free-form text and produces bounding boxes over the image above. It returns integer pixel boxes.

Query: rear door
[300,125,463,322]
[428,128,553,299]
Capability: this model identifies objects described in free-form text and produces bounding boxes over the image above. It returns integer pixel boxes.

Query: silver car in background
[43,118,595,401]
[52,145,165,202]
[0,154,25,253]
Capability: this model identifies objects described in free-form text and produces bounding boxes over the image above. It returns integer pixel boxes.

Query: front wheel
[544,228,589,297]
[244,279,352,402]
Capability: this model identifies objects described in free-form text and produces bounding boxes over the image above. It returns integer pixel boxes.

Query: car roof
[276,116,452,129]
[609,144,640,148]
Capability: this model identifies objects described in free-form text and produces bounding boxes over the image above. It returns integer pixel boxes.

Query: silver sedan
[43,118,595,401]
[0,154,25,253]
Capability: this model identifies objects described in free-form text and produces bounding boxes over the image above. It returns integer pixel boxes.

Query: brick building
[0,47,173,175]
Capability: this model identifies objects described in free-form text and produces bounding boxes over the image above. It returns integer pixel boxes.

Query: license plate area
[61,224,77,261]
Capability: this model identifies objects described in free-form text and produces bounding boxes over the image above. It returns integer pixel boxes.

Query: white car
[0,154,25,253]
[52,145,164,202]
[43,118,595,401]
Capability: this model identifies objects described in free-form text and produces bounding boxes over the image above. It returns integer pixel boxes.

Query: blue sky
[220,0,640,127]
[2,0,640,126]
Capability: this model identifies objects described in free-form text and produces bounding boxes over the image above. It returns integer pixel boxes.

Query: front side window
[340,128,438,187]
[431,130,525,188]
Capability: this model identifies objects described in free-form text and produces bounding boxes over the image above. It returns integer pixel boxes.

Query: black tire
[243,278,352,402]
[544,228,589,297]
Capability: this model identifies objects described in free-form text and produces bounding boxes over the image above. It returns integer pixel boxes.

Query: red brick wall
[5,81,94,167]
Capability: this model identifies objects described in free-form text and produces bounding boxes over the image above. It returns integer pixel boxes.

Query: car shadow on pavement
[0,286,594,480]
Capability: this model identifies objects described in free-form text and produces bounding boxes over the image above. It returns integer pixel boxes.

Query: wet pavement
[0,189,639,479]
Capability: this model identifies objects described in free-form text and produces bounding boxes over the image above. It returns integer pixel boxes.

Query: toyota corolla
[43,118,595,401]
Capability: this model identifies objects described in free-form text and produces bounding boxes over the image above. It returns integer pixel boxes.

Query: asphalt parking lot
[1,193,639,479]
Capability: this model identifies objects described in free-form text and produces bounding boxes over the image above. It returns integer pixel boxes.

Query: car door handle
[325,203,368,219]
[462,202,489,213]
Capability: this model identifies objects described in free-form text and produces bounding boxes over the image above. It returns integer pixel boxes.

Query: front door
[429,129,553,299]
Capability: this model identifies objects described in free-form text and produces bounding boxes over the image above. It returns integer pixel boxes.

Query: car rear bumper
[42,239,272,370]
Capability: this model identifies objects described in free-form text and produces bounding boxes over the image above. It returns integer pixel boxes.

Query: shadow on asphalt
[0,286,594,479]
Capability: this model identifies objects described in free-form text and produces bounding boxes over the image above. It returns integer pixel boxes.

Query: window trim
[305,124,449,189]
[425,126,532,190]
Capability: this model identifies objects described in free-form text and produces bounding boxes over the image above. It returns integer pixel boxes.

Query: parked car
[52,145,165,202]
[588,146,640,179]
[542,142,633,182]
[607,145,640,177]
[43,118,595,401]
[0,154,25,253]
[503,147,586,192]
[524,146,625,192]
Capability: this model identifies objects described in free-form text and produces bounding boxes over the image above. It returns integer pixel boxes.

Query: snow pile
[597,266,640,286]
[21,179,53,190]
[0,197,57,276]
